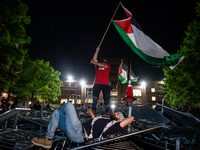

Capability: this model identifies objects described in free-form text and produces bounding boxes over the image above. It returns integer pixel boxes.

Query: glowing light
[80,80,86,86]
[141,81,146,86]
[111,104,116,109]
[68,75,73,81]
[29,101,31,105]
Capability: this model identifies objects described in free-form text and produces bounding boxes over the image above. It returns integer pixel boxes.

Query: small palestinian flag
[131,70,139,82]
[118,61,128,84]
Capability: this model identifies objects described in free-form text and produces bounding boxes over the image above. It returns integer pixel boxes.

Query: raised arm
[120,116,134,128]
[90,47,108,69]
[91,47,100,64]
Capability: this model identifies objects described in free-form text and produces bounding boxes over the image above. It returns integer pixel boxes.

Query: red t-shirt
[94,64,111,85]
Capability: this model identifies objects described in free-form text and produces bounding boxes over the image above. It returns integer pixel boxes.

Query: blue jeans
[46,102,84,143]
[92,84,110,112]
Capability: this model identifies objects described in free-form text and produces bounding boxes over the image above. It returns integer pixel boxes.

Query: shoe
[92,110,96,115]
[106,111,111,115]
[31,137,52,149]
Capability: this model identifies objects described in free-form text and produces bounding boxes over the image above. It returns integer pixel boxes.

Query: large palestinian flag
[113,4,184,69]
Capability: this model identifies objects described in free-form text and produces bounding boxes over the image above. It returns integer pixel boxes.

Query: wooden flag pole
[115,59,123,90]
[98,1,121,48]
[129,63,131,79]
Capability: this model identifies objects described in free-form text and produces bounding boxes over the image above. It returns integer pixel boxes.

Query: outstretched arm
[120,116,134,128]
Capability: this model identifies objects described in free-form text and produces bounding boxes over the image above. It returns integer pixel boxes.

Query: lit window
[110,91,117,100]
[152,96,156,101]
[133,89,141,96]
[69,99,75,104]
[151,88,155,92]
[61,99,68,103]
[152,105,156,109]
[76,99,82,104]
[86,99,93,103]
[110,91,117,96]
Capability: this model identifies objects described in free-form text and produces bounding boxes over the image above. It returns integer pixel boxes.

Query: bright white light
[80,80,85,86]
[111,104,116,109]
[29,101,31,105]
[68,75,73,81]
[141,81,146,86]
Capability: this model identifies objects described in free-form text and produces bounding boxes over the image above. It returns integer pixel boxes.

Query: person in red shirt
[91,47,111,115]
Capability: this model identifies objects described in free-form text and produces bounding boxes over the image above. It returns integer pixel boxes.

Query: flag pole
[128,62,132,108]
[115,59,123,90]
[98,1,121,48]
[129,63,131,80]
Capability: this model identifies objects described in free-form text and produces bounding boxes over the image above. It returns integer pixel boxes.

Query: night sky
[25,0,198,83]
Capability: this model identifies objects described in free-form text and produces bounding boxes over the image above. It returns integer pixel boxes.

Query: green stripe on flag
[119,75,127,84]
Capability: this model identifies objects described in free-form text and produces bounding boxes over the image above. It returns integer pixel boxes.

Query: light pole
[80,79,86,96]
[141,81,146,102]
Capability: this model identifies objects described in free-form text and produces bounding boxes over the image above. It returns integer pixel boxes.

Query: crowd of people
[0,97,16,112]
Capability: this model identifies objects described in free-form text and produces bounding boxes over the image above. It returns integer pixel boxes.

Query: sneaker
[92,110,96,115]
[31,137,52,149]
[106,111,111,115]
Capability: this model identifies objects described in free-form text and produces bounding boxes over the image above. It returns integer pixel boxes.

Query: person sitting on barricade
[31,102,134,149]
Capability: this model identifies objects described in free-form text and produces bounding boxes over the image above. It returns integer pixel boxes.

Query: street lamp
[68,75,73,81]
[141,81,146,102]
[80,80,86,97]
[80,80,86,86]
[141,81,146,86]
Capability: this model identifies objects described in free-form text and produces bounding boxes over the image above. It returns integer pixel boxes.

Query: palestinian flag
[113,4,184,69]
[131,70,139,82]
[118,61,128,84]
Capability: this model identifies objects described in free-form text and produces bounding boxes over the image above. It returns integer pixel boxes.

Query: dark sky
[25,0,198,83]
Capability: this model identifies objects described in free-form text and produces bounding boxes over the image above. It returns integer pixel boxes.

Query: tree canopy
[163,2,200,109]
[0,0,31,92]
[13,58,62,101]
[0,0,62,102]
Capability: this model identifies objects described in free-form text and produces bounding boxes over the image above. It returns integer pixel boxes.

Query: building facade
[58,79,165,107]
[58,57,165,107]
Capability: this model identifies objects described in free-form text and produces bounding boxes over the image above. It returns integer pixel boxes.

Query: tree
[13,57,62,102]
[163,2,200,109]
[0,0,31,92]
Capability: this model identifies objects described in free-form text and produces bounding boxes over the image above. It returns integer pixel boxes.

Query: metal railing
[68,94,104,107]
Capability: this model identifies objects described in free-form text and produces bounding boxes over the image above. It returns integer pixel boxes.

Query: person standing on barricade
[90,47,111,115]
